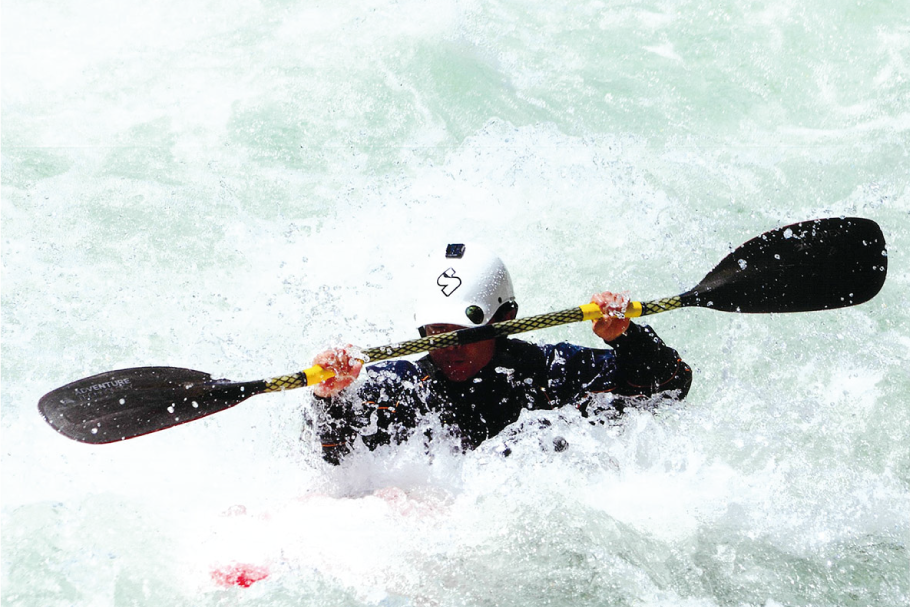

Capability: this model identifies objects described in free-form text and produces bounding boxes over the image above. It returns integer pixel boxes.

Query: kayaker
[311,243,692,464]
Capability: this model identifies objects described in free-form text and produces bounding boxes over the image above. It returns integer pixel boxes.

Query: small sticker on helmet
[437,268,462,296]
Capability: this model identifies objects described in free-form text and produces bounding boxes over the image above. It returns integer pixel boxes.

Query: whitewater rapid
[3,0,908,605]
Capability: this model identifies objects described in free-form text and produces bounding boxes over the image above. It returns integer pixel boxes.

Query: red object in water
[211,563,270,588]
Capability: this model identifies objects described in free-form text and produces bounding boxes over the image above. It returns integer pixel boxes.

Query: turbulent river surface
[2,1,908,605]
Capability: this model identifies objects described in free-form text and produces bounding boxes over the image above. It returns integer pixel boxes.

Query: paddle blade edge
[38,367,265,444]
[681,217,887,314]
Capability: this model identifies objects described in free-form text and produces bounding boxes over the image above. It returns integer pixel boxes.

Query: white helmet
[414,243,516,330]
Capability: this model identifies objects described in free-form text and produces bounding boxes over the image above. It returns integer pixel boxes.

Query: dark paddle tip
[685,216,887,314]
[38,367,261,444]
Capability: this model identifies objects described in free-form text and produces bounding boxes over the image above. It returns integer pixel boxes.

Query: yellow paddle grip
[579,301,643,320]
[303,365,336,386]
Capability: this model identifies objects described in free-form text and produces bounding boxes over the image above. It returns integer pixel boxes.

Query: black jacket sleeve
[606,322,692,399]
[312,393,367,465]
[312,361,425,465]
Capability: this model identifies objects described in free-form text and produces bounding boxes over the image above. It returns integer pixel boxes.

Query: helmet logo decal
[437,268,462,296]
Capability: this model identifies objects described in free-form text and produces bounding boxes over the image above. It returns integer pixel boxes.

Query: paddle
[39,216,887,444]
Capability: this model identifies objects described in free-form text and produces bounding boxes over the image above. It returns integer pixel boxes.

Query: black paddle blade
[38,367,266,444]
[682,217,887,313]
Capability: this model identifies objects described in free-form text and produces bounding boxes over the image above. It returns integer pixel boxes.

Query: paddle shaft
[266,300,660,390]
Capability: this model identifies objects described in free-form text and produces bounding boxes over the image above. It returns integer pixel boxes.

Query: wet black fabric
[315,322,691,464]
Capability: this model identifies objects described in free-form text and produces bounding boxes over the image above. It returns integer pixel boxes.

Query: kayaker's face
[424,324,496,382]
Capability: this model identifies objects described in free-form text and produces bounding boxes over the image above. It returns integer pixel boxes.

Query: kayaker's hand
[591,291,632,342]
[312,345,363,398]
